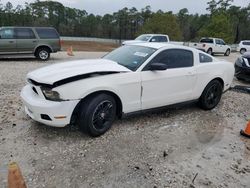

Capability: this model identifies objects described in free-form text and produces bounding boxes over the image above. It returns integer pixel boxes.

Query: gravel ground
[0,52,250,188]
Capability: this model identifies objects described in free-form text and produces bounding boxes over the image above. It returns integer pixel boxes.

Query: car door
[140,49,197,110]
[0,28,16,54]
[15,28,38,54]
[220,39,227,53]
[214,39,222,53]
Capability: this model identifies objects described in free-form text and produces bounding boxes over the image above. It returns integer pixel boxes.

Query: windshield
[135,35,152,41]
[103,45,156,71]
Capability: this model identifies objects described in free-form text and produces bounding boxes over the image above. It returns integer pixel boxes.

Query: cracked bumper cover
[21,85,79,127]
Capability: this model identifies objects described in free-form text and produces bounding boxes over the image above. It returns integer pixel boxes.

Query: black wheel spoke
[205,83,222,108]
[92,100,114,131]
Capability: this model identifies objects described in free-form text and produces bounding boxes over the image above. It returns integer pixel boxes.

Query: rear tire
[224,49,230,56]
[35,47,50,61]
[78,94,117,137]
[199,80,223,110]
[240,48,246,54]
[207,48,213,55]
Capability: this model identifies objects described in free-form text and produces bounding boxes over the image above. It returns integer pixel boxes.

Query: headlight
[236,57,244,66]
[41,87,61,101]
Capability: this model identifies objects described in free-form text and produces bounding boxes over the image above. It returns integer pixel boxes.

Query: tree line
[0,0,249,43]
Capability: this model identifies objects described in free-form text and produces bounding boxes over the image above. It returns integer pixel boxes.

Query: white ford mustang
[21,43,234,136]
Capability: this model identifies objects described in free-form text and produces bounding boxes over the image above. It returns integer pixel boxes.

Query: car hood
[27,59,131,85]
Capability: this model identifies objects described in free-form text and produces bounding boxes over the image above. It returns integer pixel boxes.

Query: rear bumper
[21,85,79,127]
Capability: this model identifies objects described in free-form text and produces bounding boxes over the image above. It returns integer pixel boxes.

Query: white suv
[238,40,250,54]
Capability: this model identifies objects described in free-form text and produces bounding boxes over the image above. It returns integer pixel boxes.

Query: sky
[1,0,249,15]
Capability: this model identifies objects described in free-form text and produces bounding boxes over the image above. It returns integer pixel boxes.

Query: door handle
[32,41,37,43]
[9,41,14,43]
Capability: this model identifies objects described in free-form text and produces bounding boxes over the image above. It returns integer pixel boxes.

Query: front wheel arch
[240,48,247,54]
[70,90,123,125]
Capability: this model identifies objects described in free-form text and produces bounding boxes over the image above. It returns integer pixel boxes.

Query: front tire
[36,47,50,61]
[199,80,223,110]
[240,48,246,54]
[224,49,230,56]
[78,94,117,137]
[207,48,213,55]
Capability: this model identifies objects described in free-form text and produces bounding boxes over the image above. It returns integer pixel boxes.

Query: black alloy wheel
[199,80,223,110]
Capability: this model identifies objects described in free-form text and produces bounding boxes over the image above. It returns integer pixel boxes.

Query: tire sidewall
[199,80,223,110]
[225,49,230,56]
[78,94,117,137]
[240,49,246,54]
[207,48,213,55]
[37,48,50,61]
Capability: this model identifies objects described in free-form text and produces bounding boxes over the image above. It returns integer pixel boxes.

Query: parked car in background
[21,43,234,137]
[188,37,231,56]
[122,34,169,45]
[0,27,61,60]
[235,52,250,81]
[237,40,250,54]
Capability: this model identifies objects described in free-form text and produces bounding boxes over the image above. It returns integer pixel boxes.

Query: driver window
[220,40,225,45]
[0,28,14,39]
[150,36,157,42]
[215,39,220,45]
[144,49,193,70]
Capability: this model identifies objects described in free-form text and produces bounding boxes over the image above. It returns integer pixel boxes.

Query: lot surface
[0,52,250,188]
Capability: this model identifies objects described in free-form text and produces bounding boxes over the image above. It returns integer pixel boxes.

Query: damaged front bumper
[21,85,79,127]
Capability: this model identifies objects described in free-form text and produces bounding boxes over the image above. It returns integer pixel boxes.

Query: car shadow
[27,102,199,140]
[0,57,58,62]
[0,57,37,61]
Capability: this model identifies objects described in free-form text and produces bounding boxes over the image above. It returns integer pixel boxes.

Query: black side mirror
[149,63,167,71]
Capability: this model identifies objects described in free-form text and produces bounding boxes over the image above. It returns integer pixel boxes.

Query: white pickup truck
[188,38,231,56]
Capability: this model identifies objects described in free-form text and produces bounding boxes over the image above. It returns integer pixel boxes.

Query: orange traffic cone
[67,46,74,56]
[8,162,27,188]
[240,121,250,138]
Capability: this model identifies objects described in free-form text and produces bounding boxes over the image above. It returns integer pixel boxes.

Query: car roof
[201,37,223,40]
[140,34,168,37]
[128,42,194,51]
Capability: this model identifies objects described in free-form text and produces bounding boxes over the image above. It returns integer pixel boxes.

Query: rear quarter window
[35,28,59,39]
[199,53,213,63]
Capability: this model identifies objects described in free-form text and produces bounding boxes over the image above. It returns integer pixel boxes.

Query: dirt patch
[61,41,119,52]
